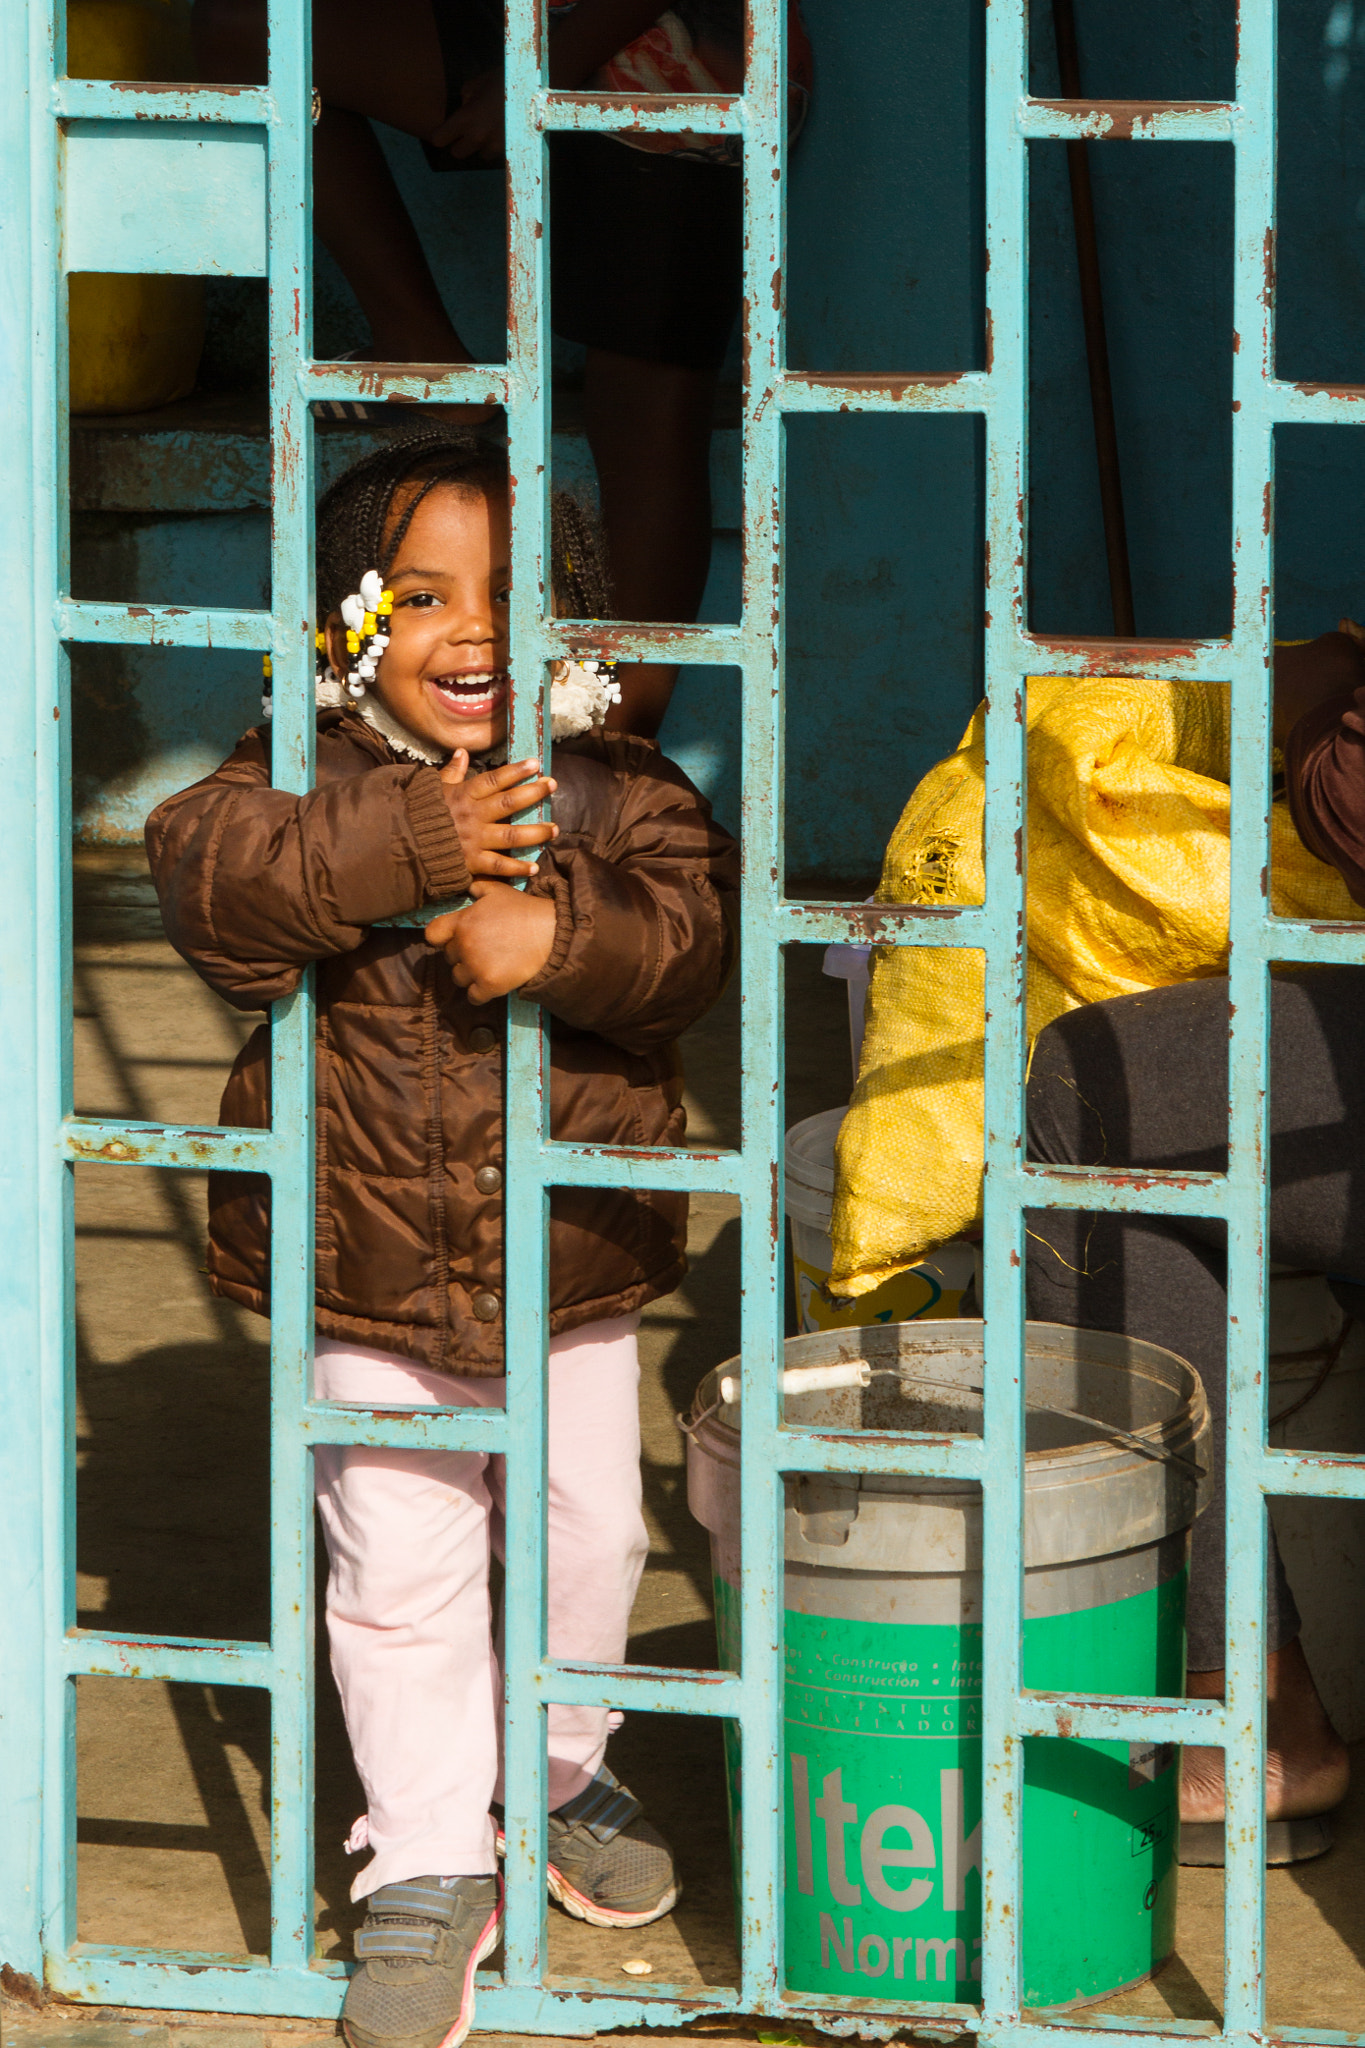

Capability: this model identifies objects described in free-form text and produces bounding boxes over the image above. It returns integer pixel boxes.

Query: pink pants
[313,1316,647,1900]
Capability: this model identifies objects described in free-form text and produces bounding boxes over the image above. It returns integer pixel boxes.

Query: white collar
[278,660,620,764]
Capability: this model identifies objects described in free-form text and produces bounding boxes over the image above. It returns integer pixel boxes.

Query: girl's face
[330,481,512,757]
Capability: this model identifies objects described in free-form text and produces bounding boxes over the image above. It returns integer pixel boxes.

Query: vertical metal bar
[734,0,788,2000]
[1222,0,1276,2028]
[977,0,1029,2027]
[501,0,554,1990]
[263,0,318,1971]
[1,0,63,1984]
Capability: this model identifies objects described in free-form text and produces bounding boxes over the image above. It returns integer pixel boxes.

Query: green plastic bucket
[685,1321,1210,2011]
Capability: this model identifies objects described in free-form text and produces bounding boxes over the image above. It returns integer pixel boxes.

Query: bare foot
[1180,1636,1350,1823]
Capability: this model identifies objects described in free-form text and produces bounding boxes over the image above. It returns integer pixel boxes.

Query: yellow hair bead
[315,631,326,651]
[262,654,272,678]
[362,612,377,636]
[377,592,393,615]
[346,629,360,653]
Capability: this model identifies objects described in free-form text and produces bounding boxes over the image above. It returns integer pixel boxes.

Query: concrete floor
[51,848,1365,2038]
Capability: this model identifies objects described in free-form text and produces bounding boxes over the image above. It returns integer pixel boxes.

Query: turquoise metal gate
[4,0,1364,2038]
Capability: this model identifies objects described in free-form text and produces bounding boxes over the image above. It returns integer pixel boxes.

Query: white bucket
[785,1106,976,1332]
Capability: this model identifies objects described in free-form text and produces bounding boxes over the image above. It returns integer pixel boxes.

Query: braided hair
[315,428,614,627]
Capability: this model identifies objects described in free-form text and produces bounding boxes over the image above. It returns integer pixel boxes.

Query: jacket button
[471,1289,501,1322]
[475,1165,503,1195]
[468,1027,497,1053]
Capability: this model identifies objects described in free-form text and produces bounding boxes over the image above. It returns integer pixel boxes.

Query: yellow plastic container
[67,0,205,416]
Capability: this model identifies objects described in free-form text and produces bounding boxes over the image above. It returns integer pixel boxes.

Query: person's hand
[425,880,557,1003]
[440,752,557,879]
[428,68,505,164]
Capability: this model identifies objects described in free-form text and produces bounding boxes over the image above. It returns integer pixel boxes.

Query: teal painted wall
[72,0,1365,879]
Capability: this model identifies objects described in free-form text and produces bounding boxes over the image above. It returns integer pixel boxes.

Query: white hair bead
[340,594,366,633]
[358,570,384,610]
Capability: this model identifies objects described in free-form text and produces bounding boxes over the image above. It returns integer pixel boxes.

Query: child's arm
[146,730,470,1008]
[428,742,739,1052]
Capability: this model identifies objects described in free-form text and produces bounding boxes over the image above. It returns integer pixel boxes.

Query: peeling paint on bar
[1020,98,1238,141]
[1,0,1323,2034]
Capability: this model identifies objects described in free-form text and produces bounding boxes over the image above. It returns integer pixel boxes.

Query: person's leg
[583,352,719,738]
[1026,971,1365,1820]
[543,1313,649,1807]
[192,0,472,365]
[313,1336,506,1899]
[550,136,741,736]
[484,1314,648,1811]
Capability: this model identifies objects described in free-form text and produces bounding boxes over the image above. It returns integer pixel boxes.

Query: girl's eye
[494,585,512,606]
[401,591,440,610]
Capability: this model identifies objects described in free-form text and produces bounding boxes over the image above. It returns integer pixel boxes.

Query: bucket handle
[678,1361,871,1436]
[895,1370,1208,1481]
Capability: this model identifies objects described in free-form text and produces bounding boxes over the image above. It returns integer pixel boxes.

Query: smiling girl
[146,431,739,2048]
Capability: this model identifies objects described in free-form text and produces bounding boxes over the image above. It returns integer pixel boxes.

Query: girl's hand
[440,752,558,879]
[425,880,557,1004]
[428,68,505,163]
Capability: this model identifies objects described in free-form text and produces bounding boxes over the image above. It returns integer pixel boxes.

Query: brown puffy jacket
[145,709,740,1375]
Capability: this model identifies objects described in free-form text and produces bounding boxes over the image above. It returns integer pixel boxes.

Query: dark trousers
[1025,969,1365,1669]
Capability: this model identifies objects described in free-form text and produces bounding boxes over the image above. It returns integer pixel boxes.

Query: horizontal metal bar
[1016,1162,1229,1217]
[776,1428,986,1480]
[55,597,273,651]
[62,1116,276,1172]
[1257,2031,1365,2048]
[1019,97,1237,141]
[47,1951,746,2030]
[538,1142,742,1193]
[1261,917,1365,964]
[53,78,272,124]
[300,361,510,408]
[536,1660,743,1716]
[1001,2024,1226,2046]
[64,1631,273,1687]
[535,89,741,135]
[1272,381,1365,426]
[777,370,993,415]
[1014,633,1240,680]
[778,1990,978,2033]
[49,1953,341,2018]
[1262,1448,1365,1501]
[1011,1692,1224,1745]
[550,619,747,664]
[301,1403,509,1454]
[776,900,988,947]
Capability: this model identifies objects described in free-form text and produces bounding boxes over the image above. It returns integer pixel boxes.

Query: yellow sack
[830,675,1362,1298]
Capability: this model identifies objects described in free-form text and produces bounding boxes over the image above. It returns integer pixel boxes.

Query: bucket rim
[689,1318,1207,1484]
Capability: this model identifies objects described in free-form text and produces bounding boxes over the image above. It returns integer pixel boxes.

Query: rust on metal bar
[1028,97,1233,138]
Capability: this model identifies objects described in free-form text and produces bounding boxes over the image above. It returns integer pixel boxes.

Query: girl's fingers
[472,765,557,806]
[494,821,556,848]
[475,757,544,794]
[468,853,539,878]
[495,778,556,816]
[438,749,471,787]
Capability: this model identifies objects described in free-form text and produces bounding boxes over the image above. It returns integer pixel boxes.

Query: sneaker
[496,1767,680,1930]
[342,1874,503,2048]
